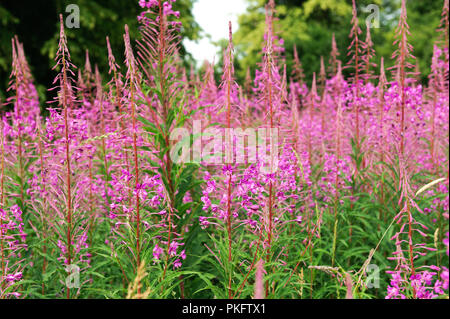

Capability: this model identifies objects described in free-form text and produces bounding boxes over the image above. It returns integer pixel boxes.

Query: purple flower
[153,244,163,261]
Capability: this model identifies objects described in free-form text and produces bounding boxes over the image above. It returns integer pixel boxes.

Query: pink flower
[153,244,163,261]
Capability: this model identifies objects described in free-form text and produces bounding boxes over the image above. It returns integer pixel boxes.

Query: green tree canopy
[230,0,443,85]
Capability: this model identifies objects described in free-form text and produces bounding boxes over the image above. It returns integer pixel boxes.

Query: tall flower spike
[307,73,317,166]
[329,33,340,77]
[135,2,186,285]
[335,61,344,162]
[198,60,218,122]
[223,21,235,298]
[289,80,300,154]
[124,23,142,269]
[390,0,416,157]
[377,57,387,163]
[414,59,422,84]
[8,37,19,89]
[223,21,235,130]
[244,67,253,97]
[362,24,377,83]
[437,0,449,52]
[106,35,132,185]
[106,36,120,75]
[136,0,181,118]
[427,45,445,172]
[14,36,36,98]
[52,14,77,299]
[260,0,281,297]
[346,0,363,146]
[7,37,42,210]
[292,45,305,85]
[84,49,93,81]
[6,38,24,204]
[319,56,326,95]
[77,68,86,100]
[83,49,94,103]
[260,0,281,127]
[94,65,109,181]
[106,36,127,129]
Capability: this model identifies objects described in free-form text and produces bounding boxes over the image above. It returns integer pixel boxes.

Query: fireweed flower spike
[41,15,92,298]
[134,0,190,291]
[390,0,417,159]
[328,33,340,77]
[0,0,447,300]
[346,0,363,149]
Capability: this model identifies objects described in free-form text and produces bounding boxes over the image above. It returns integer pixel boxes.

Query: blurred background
[0,0,444,104]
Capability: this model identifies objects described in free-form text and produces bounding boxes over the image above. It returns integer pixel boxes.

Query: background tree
[230,0,443,84]
[0,0,200,104]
